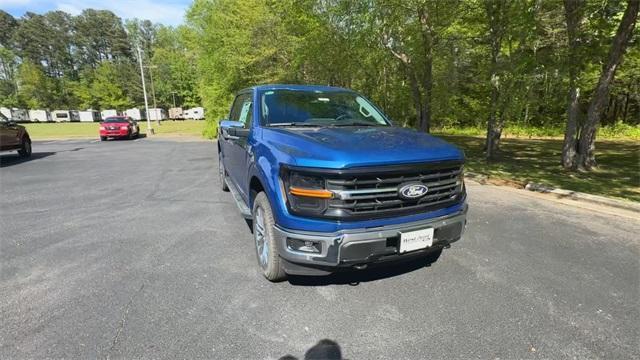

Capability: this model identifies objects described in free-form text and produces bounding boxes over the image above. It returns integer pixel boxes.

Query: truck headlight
[282,169,332,216]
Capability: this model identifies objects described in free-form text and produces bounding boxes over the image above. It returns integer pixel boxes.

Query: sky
[0,0,191,26]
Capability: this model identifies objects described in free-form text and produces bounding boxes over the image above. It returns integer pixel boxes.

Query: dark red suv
[0,116,31,157]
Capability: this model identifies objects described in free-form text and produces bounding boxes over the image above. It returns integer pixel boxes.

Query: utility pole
[171,91,177,107]
[136,45,153,135]
[147,65,160,125]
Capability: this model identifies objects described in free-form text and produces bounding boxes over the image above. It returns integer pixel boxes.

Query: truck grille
[324,162,464,219]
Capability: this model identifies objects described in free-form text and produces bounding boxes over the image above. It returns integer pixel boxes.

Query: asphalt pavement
[1,138,638,359]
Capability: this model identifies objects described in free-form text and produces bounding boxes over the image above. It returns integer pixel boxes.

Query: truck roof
[242,84,354,94]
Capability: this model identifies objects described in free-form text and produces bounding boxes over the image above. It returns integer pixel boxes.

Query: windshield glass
[104,117,129,123]
[261,90,389,127]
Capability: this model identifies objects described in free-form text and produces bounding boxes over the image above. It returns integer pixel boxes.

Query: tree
[561,0,585,169]
[0,10,18,47]
[73,9,132,68]
[576,0,639,170]
[16,62,54,108]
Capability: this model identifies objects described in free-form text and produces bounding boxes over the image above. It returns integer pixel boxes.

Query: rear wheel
[17,137,31,157]
[252,192,286,282]
[218,153,229,192]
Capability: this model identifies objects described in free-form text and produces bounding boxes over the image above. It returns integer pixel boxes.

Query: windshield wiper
[329,122,384,127]
[268,122,321,127]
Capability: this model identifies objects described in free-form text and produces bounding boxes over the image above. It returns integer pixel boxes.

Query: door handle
[222,129,239,140]
[223,133,239,140]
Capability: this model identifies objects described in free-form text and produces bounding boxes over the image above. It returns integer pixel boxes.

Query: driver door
[0,119,20,150]
[223,93,253,198]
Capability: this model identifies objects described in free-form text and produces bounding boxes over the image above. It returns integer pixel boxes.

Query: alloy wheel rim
[254,206,269,269]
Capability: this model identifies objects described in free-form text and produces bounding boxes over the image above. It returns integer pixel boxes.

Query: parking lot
[1,138,638,359]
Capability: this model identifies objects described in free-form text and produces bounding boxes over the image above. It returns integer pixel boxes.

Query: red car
[99,116,140,141]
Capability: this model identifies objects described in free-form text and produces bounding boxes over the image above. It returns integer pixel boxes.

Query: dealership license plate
[399,228,434,253]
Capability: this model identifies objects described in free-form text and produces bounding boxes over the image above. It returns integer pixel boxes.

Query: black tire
[218,153,229,192]
[100,136,107,141]
[17,136,31,157]
[252,192,286,282]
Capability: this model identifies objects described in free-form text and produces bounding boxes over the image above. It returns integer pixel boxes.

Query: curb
[464,172,640,213]
[523,182,640,213]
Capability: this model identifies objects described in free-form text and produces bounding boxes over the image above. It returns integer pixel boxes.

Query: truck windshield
[261,90,390,127]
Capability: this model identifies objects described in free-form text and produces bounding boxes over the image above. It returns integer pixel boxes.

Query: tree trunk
[484,0,506,160]
[622,92,630,122]
[561,0,584,169]
[418,7,433,133]
[577,0,639,170]
[407,67,424,128]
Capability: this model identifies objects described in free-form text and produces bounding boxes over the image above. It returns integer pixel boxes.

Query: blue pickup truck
[218,84,467,281]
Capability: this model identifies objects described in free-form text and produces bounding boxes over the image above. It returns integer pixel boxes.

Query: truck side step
[226,177,252,219]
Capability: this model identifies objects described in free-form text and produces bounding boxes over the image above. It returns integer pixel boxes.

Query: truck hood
[264,126,464,168]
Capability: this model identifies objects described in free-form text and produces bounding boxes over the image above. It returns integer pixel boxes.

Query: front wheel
[17,137,31,157]
[252,192,286,282]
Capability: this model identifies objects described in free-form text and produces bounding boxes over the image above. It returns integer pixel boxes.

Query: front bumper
[100,130,129,137]
[275,204,468,275]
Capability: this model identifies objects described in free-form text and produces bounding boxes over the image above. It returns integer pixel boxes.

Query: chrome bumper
[274,204,468,274]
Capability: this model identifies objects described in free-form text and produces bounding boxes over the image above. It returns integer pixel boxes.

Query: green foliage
[185,0,639,138]
[0,8,199,113]
[16,61,54,108]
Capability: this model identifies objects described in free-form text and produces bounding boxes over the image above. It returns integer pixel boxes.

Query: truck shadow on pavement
[287,251,442,286]
[0,152,56,167]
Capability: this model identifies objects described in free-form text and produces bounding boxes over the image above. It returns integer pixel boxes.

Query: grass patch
[24,120,207,139]
[435,123,640,140]
[437,134,640,202]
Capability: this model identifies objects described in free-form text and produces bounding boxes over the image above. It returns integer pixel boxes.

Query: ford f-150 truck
[218,84,467,281]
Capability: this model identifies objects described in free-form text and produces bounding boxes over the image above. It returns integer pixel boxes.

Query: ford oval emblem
[398,183,429,200]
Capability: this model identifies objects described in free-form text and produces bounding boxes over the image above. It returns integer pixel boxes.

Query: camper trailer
[185,107,205,120]
[0,107,30,122]
[125,108,146,121]
[29,109,52,122]
[52,110,72,122]
[148,108,167,121]
[69,110,80,122]
[101,109,120,120]
[169,107,184,120]
[78,110,100,122]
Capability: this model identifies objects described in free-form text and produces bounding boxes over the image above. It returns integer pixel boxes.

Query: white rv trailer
[78,110,100,122]
[69,110,80,122]
[148,108,167,121]
[185,107,205,120]
[52,110,71,122]
[169,107,183,120]
[0,107,30,122]
[28,109,52,122]
[125,108,146,121]
[101,109,120,119]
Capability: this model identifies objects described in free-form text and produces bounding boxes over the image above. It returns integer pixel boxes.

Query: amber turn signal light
[289,187,333,199]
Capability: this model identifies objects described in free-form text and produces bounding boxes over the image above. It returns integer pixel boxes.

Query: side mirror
[220,120,248,139]
[220,120,243,130]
